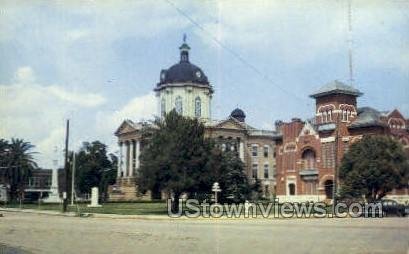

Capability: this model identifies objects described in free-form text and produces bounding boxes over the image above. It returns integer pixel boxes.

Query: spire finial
[179,34,190,62]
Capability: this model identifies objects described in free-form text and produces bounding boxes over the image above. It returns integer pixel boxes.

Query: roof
[156,42,210,88]
[230,108,246,122]
[349,107,387,129]
[310,80,363,98]
[207,116,280,138]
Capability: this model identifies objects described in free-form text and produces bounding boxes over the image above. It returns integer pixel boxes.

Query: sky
[0,0,408,168]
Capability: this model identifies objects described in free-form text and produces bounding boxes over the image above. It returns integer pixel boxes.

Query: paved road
[0,212,408,254]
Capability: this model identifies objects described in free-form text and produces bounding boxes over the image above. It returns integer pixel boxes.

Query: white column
[117,142,123,178]
[135,140,140,171]
[129,140,134,177]
[239,141,244,161]
[125,141,130,177]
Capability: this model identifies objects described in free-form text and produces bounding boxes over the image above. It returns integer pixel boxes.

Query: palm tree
[6,138,38,201]
[0,139,10,188]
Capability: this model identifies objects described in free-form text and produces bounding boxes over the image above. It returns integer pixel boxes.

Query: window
[161,98,166,117]
[252,164,258,178]
[175,96,183,114]
[301,149,316,169]
[323,111,328,123]
[288,183,295,195]
[264,164,269,179]
[342,110,347,121]
[263,145,269,157]
[194,97,201,118]
[252,145,258,157]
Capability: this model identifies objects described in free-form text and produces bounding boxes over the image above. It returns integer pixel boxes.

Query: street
[0,212,408,254]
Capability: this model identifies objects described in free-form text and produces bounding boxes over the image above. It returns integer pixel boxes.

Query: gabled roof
[349,107,387,129]
[207,116,255,131]
[207,116,280,138]
[310,80,363,98]
[387,108,405,119]
[114,119,142,136]
[298,120,318,137]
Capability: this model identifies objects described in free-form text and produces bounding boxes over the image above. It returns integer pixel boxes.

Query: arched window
[175,96,183,114]
[161,98,166,117]
[195,97,201,118]
[323,111,328,123]
[302,149,316,169]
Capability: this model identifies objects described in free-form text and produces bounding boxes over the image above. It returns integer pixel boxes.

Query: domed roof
[161,62,209,85]
[156,40,209,87]
[231,108,246,122]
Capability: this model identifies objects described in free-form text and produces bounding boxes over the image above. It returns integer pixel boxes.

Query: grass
[1,201,169,215]
[1,201,333,217]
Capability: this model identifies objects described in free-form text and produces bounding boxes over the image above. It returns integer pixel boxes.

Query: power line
[164,0,310,106]
[347,0,354,86]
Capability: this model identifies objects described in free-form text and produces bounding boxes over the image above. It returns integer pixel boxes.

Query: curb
[0,208,77,217]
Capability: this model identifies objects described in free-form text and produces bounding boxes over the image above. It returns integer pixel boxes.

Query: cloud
[191,0,408,71]
[14,66,36,83]
[95,92,156,136]
[0,67,107,167]
[93,92,156,155]
[47,86,106,107]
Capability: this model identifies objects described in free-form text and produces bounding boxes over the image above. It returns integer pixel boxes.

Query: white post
[239,141,244,161]
[135,140,140,170]
[129,140,134,177]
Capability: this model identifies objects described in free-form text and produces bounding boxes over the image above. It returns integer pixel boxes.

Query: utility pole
[70,153,76,206]
[332,111,340,215]
[62,120,70,212]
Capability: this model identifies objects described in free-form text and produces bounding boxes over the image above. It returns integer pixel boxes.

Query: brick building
[274,81,409,203]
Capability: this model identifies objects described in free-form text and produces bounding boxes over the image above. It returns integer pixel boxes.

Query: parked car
[380,199,408,217]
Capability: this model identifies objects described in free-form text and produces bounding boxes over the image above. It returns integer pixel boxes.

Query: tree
[339,135,409,202]
[138,110,211,212]
[75,141,117,201]
[1,138,37,201]
[207,150,254,203]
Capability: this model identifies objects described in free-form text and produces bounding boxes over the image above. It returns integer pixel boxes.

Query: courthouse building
[274,81,409,203]
[109,40,278,201]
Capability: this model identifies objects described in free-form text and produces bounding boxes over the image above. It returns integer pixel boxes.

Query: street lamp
[212,182,221,204]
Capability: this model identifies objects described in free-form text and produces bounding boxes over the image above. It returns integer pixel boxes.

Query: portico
[109,120,147,201]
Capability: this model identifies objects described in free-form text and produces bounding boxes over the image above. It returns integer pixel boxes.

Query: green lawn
[1,201,333,216]
[2,201,169,215]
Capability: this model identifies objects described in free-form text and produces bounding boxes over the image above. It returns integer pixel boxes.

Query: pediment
[298,121,318,137]
[213,117,247,131]
[388,109,405,120]
[115,120,137,136]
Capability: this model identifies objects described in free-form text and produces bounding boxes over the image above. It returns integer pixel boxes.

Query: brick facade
[274,81,409,203]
